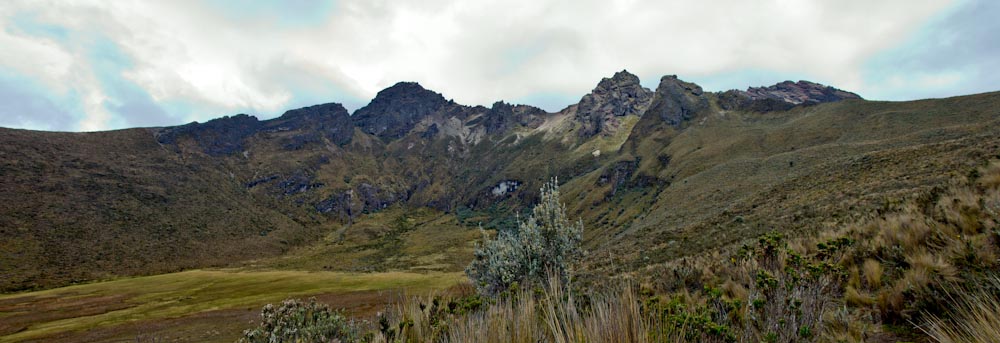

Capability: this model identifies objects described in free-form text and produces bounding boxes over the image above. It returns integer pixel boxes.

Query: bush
[465,178,584,296]
[241,298,359,343]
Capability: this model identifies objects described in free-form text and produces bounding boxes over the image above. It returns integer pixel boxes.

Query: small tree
[466,178,584,296]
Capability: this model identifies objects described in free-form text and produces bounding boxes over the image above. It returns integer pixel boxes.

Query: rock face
[576,70,653,137]
[480,101,547,135]
[746,80,861,105]
[352,82,452,140]
[719,80,862,112]
[266,103,354,146]
[155,114,262,156]
[645,75,709,127]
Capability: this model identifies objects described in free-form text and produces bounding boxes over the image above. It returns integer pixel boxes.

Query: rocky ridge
[153,73,863,224]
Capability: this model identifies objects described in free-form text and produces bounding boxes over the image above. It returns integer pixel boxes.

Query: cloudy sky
[0,0,995,131]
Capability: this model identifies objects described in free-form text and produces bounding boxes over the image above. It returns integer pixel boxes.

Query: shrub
[240,298,359,343]
[465,178,584,297]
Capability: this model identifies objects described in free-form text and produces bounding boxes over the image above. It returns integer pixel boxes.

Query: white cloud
[0,0,955,130]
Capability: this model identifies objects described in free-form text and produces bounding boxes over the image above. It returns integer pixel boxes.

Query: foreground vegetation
[246,159,999,342]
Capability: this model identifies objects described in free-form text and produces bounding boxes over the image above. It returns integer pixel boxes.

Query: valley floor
[0,270,463,342]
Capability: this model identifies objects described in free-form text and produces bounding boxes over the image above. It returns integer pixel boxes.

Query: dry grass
[862,259,883,289]
[621,157,1000,341]
[922,276,1000,343]
[368,277,651,343]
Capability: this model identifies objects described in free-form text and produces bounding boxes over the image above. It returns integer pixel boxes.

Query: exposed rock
[597,160,638,199]
[156,103,354,154]
[645,75,709,128]
[314,183,409,222]
[280,133,322,151]
[266,102,354,146]
[421,123,440,139]
[245,175,279,188]
[352,82,451,140]
[719,81,862,112]
[314,190,357,222]
[491,180,521,197]
[746,80,861,105]
[356,182,408,212]
[155,114,262,156]
[479,102,547,135]
[576,70,653,137]
[276,172,324,196]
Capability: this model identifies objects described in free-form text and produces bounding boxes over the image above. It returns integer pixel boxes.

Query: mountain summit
[352,82,452,140]
[575,70,653,137]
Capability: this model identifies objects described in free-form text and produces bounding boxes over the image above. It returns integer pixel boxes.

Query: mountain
[1,70,998,292]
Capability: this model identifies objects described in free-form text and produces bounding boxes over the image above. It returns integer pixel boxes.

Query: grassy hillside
[564,92,1000,273]
[0,128,332,292]
[329,158,1000,343]
[0,270,463,342]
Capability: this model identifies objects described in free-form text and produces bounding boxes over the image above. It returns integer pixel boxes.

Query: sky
[0,0,996,132]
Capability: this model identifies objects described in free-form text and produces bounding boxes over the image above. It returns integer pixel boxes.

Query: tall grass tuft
[922,276,1000,343]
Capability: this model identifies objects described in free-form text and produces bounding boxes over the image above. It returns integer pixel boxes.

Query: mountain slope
[1,71,997,292]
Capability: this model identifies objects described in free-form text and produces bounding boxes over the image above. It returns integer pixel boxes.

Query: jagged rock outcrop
[479,101,547,135]
[645,75,709,127]
[352,82,452,140]
[719,80,862,112]
[575,70,653,137]
[747,80,861,104]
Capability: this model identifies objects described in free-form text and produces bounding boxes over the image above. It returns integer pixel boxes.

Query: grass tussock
[922,276,1000,343]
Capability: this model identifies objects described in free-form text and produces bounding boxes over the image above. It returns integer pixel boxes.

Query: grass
[0,269,463,342]
[923,276,1000,342]
[246,206,481,273]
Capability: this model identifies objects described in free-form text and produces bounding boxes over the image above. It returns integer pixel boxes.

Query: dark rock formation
[156,102,354,154]
[645,75,709,127]
[266,102,354,146]
[352,82,451,140]
[480,101,547,135]
[276,172,324,196]
[155,114,262,156]
[597,160,638,199]
[314,183,410,222]
[245,175,279,188]
[576,70,653,137]
[315,191,356,222]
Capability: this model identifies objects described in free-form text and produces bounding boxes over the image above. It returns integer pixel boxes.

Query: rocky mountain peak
[575,70,654,137]
[352,82,453,140]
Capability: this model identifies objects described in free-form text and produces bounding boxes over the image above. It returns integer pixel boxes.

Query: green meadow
[0,270,463,342]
